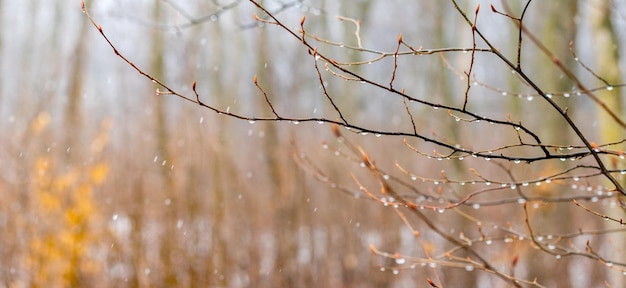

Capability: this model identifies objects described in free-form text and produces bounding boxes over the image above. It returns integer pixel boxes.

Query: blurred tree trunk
[64,0,92,160]
[432,2,481,286]
[149,1,178,286]
[257,11,297,288]
[589,0,625,286]
[526,2,577,286]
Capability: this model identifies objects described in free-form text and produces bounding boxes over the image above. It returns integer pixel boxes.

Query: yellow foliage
[27,118,112,287]
[31,112,51,135]
[90,163,108,185]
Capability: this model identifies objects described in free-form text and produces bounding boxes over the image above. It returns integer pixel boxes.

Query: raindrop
[504,237,513,243]
[555,255,562,259]
[465,265,474,271]
[428,262,437,268]
[607,86,614,91]
[164,198,171,206]
[510,184,517,189]
[458,157,464,161]
[485,239,493,245]
[209,15,218,22]
[383,174,390,180]
[513,159,521,163]
[379,267,386,272]
[437,208,445,214]
[375,134,382,137]
[395,258,406,265]
[485,157,491,161]
[559,158,566,161]
[485,182,491,186]
[501,92,508,96]
[199,117,204,123]
[517,198,526,204]
[514,126,521,131]
[411,175,417,181]
[112,214,119,221]
[248,120,256,124]
[547,244,555,250]
[546,93,553,98]
[526,96,534,101]
[564,93,570,97]
[472,203,480,209]
[292,121,300,125]
[573,176,580,181]
[392,269,399,275]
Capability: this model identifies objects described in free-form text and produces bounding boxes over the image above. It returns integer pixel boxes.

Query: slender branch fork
[82,0,626,286]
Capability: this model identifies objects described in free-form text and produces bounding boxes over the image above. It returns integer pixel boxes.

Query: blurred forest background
[2,0,626,287]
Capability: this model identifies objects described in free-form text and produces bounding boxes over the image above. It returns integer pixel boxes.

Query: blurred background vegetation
[1,0,626,287]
